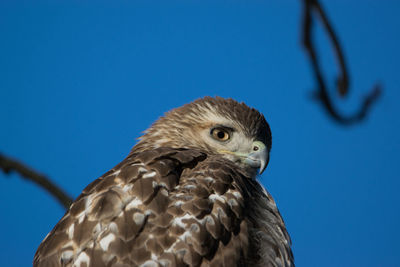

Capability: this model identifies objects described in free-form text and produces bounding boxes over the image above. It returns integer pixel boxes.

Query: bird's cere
[244,141,269,174]
[219,141,268,174]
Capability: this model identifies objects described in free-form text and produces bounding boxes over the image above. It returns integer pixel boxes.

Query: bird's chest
[244,184,293,267]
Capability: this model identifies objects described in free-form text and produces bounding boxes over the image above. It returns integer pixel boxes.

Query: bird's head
[133,96,272,176]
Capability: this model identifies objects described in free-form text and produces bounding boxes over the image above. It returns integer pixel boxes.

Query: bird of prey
[34,96,293,267]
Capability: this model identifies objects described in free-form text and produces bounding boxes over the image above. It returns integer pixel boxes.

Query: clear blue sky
[1,1,399,266]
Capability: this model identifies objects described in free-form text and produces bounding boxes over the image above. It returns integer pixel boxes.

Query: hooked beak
[219,141,269,175]
[243,141,269,174]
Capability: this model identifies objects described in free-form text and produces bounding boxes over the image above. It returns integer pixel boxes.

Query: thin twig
[302,0,381,125]
[0,153,73,209]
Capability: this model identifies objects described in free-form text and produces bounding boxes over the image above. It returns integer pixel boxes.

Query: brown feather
[34,97,293,267]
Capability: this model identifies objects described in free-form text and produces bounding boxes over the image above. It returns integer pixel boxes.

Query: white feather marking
[87,240,94,249]
[172,213,195,228]
[183,184,196,190]
[209,193,226,203]
[79,194,94,223]
[158,182,168,188]
[140,260,158,267]
[170,215,207,252]
[228,198,239,207]
[138,167,148,173]
[77,213,85,224]
[205,215,215,226]
[182,195,193,201]
[143,171,156,179]
[130,163,145,167]
[61,250,73,262]
[179,230,193,243]
[126,198,143,211]
[67,223,75,239]
[122,184,133,192]
[145,210,153,216]
[112,169,121,176]
[160,188,168,196]
[84,195,94,211]
[108,222,118,233]
[159,259,170,267]
[232,191,242,199]
[99,233,115,251]
[73,251,90,267]
[190,223,200,233]
[133,212,145,225]
[166,229,193,254]
[174,200,184,207]
[92,223,101,236]
[204,177,214,183]
[165,244,175,253]
[153,138,171,147]
[217,207,227,218]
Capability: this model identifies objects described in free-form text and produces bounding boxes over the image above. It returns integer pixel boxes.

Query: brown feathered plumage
[34,96,293,267]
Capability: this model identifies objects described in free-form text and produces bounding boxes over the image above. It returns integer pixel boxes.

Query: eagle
[34,96,293,267]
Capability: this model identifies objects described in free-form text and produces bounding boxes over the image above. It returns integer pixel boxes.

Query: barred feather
[34,97,293,267]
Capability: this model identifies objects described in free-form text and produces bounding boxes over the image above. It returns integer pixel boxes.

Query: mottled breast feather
[34,148,293,267]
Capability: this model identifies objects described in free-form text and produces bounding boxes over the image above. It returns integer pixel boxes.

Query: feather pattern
[34,97,293,267]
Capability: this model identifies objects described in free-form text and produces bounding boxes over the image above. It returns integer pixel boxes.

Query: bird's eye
[210,127,230,141]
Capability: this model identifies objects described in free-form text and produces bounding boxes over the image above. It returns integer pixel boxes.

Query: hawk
[34,96,293,267]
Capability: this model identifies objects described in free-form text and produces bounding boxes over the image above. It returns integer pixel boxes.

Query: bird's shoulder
[34,147,252,267]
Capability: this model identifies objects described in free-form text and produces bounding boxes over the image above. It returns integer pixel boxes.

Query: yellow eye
[210,128,230,141]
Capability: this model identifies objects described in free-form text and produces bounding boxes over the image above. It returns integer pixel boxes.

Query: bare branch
[0,153,72,209]
[0,2,383,213]
[301,0,381,125]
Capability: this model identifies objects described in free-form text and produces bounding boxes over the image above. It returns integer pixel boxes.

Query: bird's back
[34,147,292,267]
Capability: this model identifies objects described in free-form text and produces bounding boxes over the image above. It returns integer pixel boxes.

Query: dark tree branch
[302,0,381,125]
[0,153,73,209]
